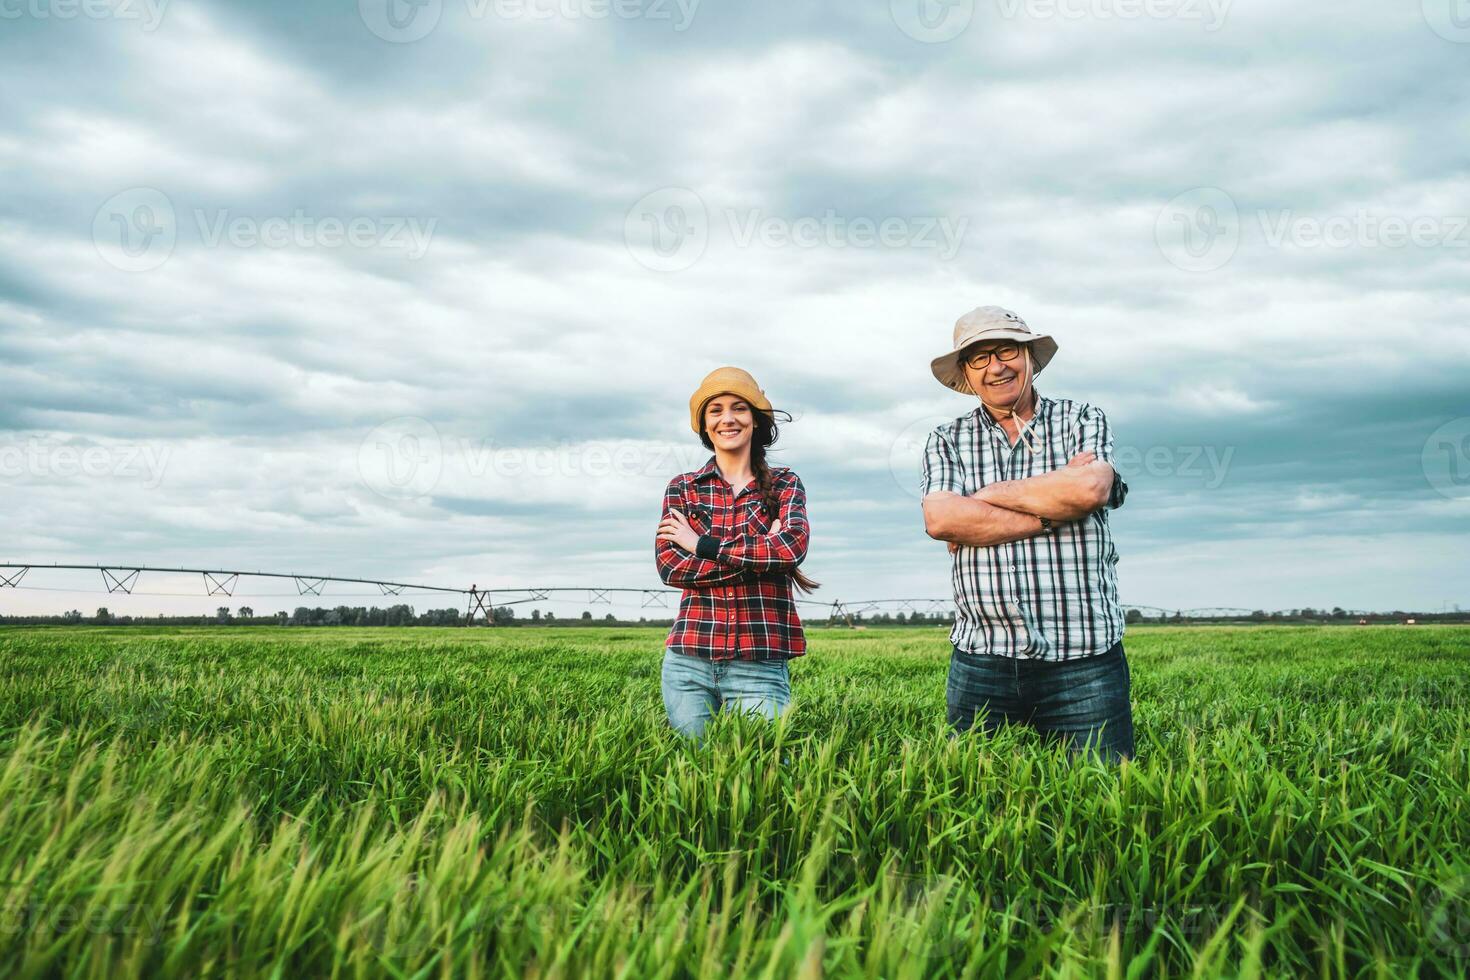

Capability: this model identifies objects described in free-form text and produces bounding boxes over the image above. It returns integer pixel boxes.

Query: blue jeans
[661,649,792,738]
[946,641,1135,761]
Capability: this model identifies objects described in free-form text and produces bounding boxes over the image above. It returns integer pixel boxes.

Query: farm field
[0,625,1466,978]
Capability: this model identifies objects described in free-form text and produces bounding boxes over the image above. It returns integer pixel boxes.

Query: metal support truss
[102,568,141,594]
[827,600,855,629]
[0,567,27,588]
[377,583,403,595]
[641,590,668,608]
[294,577,327,596]
[203,572,238,596]
[589,589,610,604]
[466,586,495,625]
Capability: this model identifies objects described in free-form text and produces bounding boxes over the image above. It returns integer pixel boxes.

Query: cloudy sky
[1,0,1467,618]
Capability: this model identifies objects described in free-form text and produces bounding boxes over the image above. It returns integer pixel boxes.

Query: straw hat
[688,366,772,434]
[930,305,1058,395]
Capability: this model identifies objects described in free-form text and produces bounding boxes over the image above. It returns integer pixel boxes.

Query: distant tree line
[0,605,667,627]
[1123,607,1466,625]
[1,605,1462,628]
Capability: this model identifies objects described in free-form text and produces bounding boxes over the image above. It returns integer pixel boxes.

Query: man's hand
[657,508,701,553]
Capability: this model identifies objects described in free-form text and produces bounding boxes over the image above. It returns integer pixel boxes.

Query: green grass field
[0,625,1466,978]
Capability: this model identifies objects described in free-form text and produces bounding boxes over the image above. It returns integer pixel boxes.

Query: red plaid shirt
[655,456,810,661]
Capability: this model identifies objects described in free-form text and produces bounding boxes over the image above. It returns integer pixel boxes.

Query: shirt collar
[973,389,1051,433]
[692,455,761,498]
[692,455,722,482]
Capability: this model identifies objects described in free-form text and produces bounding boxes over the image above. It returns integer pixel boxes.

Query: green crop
[0,625,1466,978]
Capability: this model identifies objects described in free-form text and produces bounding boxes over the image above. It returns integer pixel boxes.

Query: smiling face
[703,394,756,453]
[961,340,1033,412]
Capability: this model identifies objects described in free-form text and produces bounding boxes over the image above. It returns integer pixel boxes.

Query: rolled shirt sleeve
[1075,404,1128,509]
[920,426,965,497]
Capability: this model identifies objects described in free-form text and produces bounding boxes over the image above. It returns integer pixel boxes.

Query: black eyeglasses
[962,343,1023,369]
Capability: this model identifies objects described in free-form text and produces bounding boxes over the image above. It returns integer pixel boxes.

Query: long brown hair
[698,403,820,594]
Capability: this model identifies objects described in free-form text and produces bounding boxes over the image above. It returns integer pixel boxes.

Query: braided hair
[698,403,820,594]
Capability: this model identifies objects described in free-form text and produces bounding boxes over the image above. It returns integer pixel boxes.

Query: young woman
[654,366,818,738]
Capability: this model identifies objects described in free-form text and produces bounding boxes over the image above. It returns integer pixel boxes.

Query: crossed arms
[922,452,1116,548]
[655,476,810,588]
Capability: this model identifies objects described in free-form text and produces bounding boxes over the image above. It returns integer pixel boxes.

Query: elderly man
[920,305,1134,761]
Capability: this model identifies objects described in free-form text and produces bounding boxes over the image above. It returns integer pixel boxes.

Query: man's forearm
[974,462,1113,521]
[924,493,1046,547]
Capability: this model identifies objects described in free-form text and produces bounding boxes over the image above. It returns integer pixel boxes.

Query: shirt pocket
[681,499,715,535]
[740,496,772,534]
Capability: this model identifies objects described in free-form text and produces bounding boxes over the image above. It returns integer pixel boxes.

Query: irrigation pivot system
[0,562,1265,626]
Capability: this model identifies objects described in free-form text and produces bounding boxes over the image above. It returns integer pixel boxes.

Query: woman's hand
[657,508,701,554]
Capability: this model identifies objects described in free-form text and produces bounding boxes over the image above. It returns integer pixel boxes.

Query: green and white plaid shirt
[921,391,1128,661]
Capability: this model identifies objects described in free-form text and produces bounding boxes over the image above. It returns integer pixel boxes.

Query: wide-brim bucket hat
[930,305,1058,395]
[689,366,773,434]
